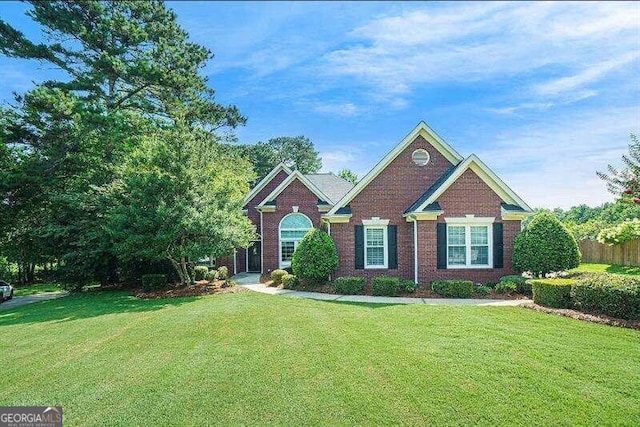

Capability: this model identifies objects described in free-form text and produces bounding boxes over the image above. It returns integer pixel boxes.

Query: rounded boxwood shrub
[401,279,417,293]
[205,270,218,281]
[217,266,229,280]
[500,275,531,295]
[333,277,365,295]
[194,266,209,281]
[141,274,168,292]
[572,273,640,320]
[282,274,299,290]
[474,284,492,295]
[291,228,338,285]
[531,279,574,308]
[271,269,288,286]
[513,212,580,277]
[431,280,473,298]
[371,276,400,296]
[495,281,517,294]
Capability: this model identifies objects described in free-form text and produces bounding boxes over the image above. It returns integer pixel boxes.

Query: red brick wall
[331,135,454,281]
[261,179,323,273]
[331,137,522,284]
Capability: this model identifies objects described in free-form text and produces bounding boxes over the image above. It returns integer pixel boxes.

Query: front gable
[257,171,331,213]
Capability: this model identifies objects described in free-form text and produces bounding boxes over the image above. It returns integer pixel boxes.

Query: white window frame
[279,213,312,268]
[445,216,494,269]
[364,225,388,269]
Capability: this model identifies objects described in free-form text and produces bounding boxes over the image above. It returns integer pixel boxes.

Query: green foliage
[500,275,531,295]
[513,212,581,277]
[597,219,640,245]
[495,281,517,294]
[337,169,358,185]
[474,285,492,295]
[371,276,400,297]
[141,274,168,292]
[205,270,218,281]
[431,280,474,298]
[217,266,229,281]
[572,273,640,320]
[530,279,574,308]
[291,229,338,285]
[271,269,288,286]
[194,266,209,281]
[401,279,417,293]
[0,256,10,280]
[282,274,299,290]
[333,277,365,295]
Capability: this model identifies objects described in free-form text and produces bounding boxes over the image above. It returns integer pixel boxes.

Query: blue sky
[1,1,639,208]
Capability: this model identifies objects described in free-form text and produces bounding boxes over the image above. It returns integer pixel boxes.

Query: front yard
[1,290,638,425]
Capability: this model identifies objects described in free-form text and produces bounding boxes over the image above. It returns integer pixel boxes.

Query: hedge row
[531,274,640,320]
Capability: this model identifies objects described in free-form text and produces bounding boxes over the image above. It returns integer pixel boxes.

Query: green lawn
[13,283,62,297]
[1,291,639,426]
[572,263,640,276]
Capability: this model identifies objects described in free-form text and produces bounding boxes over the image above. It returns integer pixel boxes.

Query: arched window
[279,213,313,268]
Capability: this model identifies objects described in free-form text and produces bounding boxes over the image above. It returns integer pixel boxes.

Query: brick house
[223,121,532,284]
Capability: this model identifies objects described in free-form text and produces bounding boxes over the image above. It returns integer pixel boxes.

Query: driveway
[0,291,69,311]
[231,273,532,306]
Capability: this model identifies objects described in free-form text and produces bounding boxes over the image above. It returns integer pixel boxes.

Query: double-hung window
[446,220,492,268]
[365,226,387,268]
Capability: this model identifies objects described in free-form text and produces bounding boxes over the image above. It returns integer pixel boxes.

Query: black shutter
[437,223,447,270]
[493,222,504,268]
[388,225,397,269]
[355,225,364,270]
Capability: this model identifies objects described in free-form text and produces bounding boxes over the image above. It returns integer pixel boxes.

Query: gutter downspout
[260,210,264,275]
[412,216,418,284]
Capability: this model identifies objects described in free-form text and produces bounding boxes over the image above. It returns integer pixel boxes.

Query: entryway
[247,241,261,273]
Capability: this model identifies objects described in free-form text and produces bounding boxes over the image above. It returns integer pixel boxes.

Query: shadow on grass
[321,299,403,309]
[0,290,199,326]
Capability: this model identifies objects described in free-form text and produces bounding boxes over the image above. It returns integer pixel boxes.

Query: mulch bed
[136,280,246,299]
[521,303,640,330]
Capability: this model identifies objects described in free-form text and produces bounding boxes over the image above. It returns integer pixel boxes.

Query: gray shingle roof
[403,164,461,214]
[304,173,354,205]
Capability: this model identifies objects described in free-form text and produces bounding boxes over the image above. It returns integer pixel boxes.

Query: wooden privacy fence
[578,239,640,266]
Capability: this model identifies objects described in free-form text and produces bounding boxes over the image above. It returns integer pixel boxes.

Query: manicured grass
[13,283,62,297]
[1,291,639,425]
[572,263,640,276]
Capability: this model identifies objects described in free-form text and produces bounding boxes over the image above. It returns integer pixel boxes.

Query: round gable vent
[412,149,430,166]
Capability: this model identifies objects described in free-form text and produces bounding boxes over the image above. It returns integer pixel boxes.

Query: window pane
[471,246,489,265]
[281,241,295,262]
[281,213,312,229]
[366,228,384,246]
[448,246,466,265]
[281,230,307,239]
[448,226,466,245]
[470,226,488,245]
[366,247,385,266]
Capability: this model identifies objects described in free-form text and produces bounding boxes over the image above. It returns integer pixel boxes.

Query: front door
[248,241,261,273]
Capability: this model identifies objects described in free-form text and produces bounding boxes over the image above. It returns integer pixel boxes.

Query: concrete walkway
[231,273,532,306]
[0,291,69,311]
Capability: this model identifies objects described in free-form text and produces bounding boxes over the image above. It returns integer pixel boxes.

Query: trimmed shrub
[194,266,209,281]
[495,281,517,294]
[205,270,218,281]
[141,274,168,292]
[333,277,365,295]
[572,273,640,320]
[282,274,299,290]
[500,275,531,295]
[221,279,235,288]
[217,266,229,280]
[531,279,574,308]
[291,228,338,285]
[431,280,473,298]
[513,211,580,277]
[371,276,400,297]
[271,269,288,286]
[474,284,492,295]
[401,279,417,293]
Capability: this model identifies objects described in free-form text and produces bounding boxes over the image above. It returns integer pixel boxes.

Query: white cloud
[322,2,640,101]
[314,102,360,117]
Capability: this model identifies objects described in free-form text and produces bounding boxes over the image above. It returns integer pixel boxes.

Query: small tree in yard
[513,211,580,277]
[291,229,338,285]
